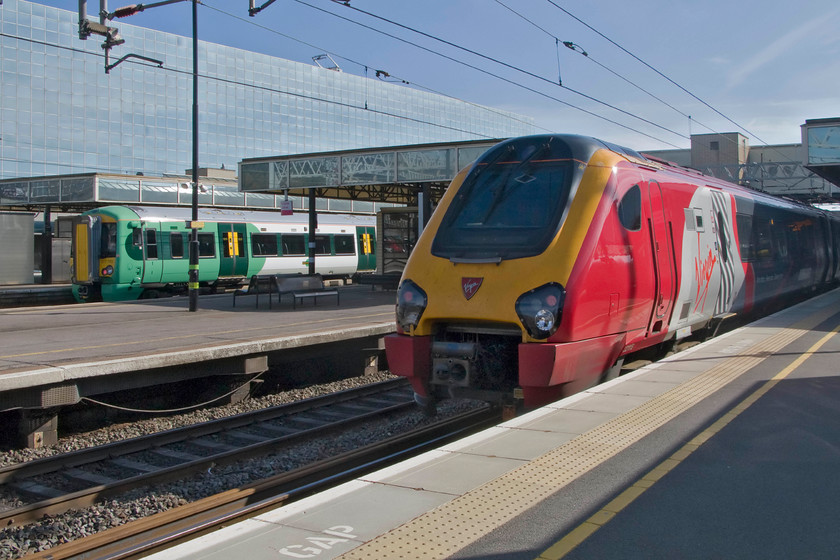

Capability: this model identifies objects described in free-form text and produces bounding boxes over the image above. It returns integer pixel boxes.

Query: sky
[36,0,840,152]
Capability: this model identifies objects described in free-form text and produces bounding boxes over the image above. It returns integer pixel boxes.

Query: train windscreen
[100,222,117,258]
[432,136,575,261]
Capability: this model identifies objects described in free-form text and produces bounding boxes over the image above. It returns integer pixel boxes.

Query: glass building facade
[0,0,536,181]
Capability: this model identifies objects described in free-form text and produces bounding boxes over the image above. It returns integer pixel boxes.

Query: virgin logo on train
[462,277,483,300]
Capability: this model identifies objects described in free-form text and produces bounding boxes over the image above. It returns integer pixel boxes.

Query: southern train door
[71,214,100,284]
[356,226,376,272]
[647,180,676,332]
[219,223,248,278]
[140,222,163,284]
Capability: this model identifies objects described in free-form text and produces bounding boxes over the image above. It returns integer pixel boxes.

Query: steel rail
[28,406,499,560]
[0,378,413,527]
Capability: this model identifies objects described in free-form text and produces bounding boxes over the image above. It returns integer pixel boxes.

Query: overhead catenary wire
[308,0,688,144]
[495,0,717,137]
[0,30,501,146]
[544,0,798,162]
[205,1,673,145]
[199,3,549,134]
[542,0,772,146]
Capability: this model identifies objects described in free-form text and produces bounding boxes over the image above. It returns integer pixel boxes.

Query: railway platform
[143,288,840,559]
[0,285,397,446]
[0,283,75,307]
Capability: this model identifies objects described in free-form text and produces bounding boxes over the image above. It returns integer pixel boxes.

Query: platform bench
[274,273,339,309]
[232,275,277,309]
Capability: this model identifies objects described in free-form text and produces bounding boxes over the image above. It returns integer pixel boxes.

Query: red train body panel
[385,135,840,410]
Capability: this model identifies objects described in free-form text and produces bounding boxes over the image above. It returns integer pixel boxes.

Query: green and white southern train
[71,205,376,302]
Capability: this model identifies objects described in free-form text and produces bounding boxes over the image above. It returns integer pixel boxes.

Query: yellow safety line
[537,323,840,560]
[0,312,394,360]
[337,302,837,560]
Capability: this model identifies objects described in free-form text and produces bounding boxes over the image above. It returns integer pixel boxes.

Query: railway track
[0,378,420,528]
[23,402,498,560]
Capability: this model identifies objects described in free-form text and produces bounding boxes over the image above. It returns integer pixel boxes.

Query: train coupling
[431,341,477,387]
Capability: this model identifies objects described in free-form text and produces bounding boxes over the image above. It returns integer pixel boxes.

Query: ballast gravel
[0,372,486,559]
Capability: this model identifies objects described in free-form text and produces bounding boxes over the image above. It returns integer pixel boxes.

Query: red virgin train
[384,134,840,411]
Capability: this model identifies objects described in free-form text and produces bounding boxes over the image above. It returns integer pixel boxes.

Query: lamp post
[90,0,201,311]
[188,0,199,311]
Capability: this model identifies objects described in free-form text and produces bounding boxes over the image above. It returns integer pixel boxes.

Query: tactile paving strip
[338,302,836,559]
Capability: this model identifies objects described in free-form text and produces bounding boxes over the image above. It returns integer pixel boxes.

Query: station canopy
[238,139,502,206]
[0,171,270,213]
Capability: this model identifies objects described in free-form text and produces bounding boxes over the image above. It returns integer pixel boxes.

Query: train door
[139,222,163,284]
[71,214,100,284]
[356,226,376,272]
[647,180,676,331]
[709,189,741,315]
[219,223,248,278]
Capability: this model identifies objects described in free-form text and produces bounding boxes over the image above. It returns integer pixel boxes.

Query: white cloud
[727,7,840,90]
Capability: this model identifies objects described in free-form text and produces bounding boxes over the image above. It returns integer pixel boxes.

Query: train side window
[716,211,729,263]
[754,217,773,260]
[198,233,216,258]
[251,233,278,256]
[282,234,306,256]
[735,213,753,261]
[315,235,331,255]
[132,228,142,247]
[617,185,641,231]
[775,222,789,258]
[170,232,184,259]
[145,229,158,260]
[334,234,355,255]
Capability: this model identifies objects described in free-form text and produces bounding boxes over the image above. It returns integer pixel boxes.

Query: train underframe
[385,324,629,411]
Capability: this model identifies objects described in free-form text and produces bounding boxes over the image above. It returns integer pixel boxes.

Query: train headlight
[515,283,565,339]
[396,279,427,333]
[101,265,114,277]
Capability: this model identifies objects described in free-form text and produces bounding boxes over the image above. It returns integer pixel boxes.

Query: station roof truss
[700,161,840,202]
[238,139,503,206]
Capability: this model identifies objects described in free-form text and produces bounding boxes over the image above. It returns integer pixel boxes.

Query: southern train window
[170,232,184,259]
[334,234,355,255]
[198,233,216,258]
[100,222,117,258]
[315,235,331,255]
[282,234,306,256]
[251,233,278,256]
[618,185,642,231]
[145,229,158,259]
